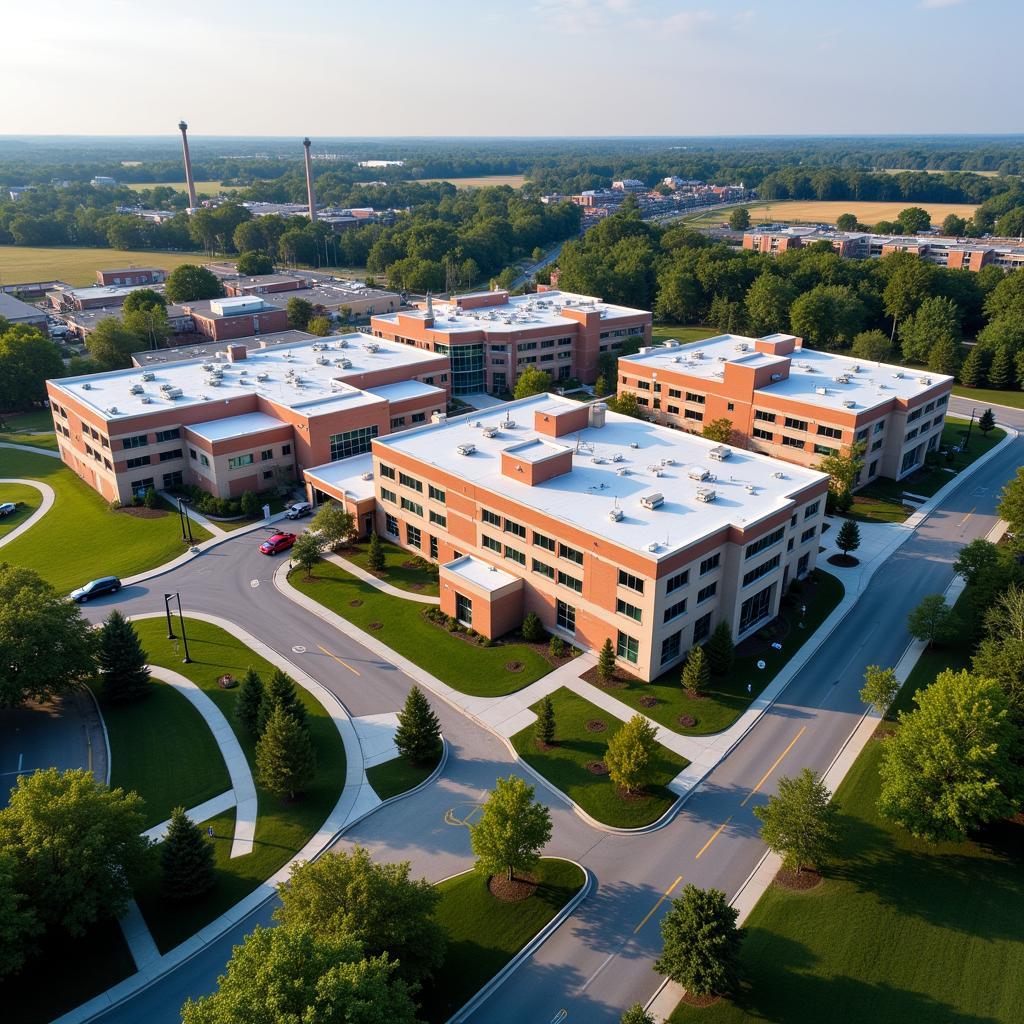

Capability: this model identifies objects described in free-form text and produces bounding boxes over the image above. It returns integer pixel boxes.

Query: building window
[782,435,804,448]
[227,453,253,470]
[482,535,501,553]
[504,545,526,566]
[533,531,556,552]
[663,598,687,623]
[385,513,398,537]
[740,583,776,632]
[797,552,810,576]
[504,518,527,539]
[129,477,154,493]
[874,422,885,434]
[429,535,438,559]
[684,409,704,422]
[263,470,273,480]
[743,554,780,588]
[685,392,705,405]
[122,434,148,449]
[699,553,720,575]
[532,559,554,579]
[411,412,426,423]
[660,631,682,667]
[871,438,884,452]
[158,448,183,463]
[406,523,421,548]
[804,501,820,518]
[616,598,642,622]
[907,408,922,423]
[455,592,472,625]
[429,484,445,503]
[745,527,785,560]
[813,443,838,456]
[559,542,583,565]
[401,498,423,516]
[784,417,808,431]
[801,526,817,543]
[162,470,183,488]
[754,410,776,423]
[856,428,869,442]
[618,569,644,593]
[557,570,582,593]
[616,631,639,665]
[697,581,717,603]
[693,612,712,643]
[282,444,291,456]
[666,569,689,593]
[155,428,180,443]
[482,509,501,527]
[125,455,150,469]
[391,417,406,429]
[556,600,576,633]
[668,388,682,399]
[200,453,209,467]
[429,510,446,528]
[380,463,396,479]
[752,427,773,441]
[399,472,423,492]
[261,449,273,461]
[816,425,842,439]
[329,425,378,461]
[381,487,397,504]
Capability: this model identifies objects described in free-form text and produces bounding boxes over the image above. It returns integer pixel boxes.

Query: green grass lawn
[88,676,230,829]
[0,245,208,287]
[0,483,41,538]
[291,561,554,697]
[952,384,1024,410]
[650,324,720,345]
[511,688,687,828]
[590,570,844,737]
[0,409,58,451]
[420,859,586,1023]
[0,448,212,590]
[366,750,441,801]
[340,537,441,596]
[131,618,346,953]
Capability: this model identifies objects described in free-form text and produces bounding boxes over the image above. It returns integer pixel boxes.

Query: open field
[953,384,1024,410]
[685,199,980,228]
[413,174,528,189]
[125,180,245,194]
[879,167,1007,178]
[650,324,719,345]
[0,246,208,287]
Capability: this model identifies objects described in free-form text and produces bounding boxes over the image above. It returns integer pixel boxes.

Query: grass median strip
[291,561,552,696]
[367,751,441,802]
[0,483,41,538]
[512,688,688,829]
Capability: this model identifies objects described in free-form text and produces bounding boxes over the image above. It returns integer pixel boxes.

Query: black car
[69,576,122,603]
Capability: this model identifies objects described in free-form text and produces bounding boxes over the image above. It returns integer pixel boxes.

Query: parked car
[0,502,17,517]
[285,501,313,520]
[259,532,297,555]
[70,576,122,603]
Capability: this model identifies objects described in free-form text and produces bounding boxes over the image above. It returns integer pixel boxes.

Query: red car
[260,532,297,555]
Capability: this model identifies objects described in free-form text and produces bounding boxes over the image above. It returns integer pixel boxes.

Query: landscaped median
[367,752,441,801]
[343,535,441,595]
[0,482,42,539]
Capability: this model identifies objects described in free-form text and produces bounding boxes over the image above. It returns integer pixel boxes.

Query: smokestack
[303,138,317,223]
[178,120,198,209]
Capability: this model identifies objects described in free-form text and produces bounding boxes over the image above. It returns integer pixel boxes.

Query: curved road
[74,396,1019,1024]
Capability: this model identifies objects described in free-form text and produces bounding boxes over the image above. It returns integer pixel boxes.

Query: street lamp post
[177,497,194,545]
[163,592,176,640]
[164,592,191,662]
[964,407,976,452]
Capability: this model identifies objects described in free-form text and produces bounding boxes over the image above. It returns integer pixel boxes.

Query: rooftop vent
[256,372,268,382]
[745,484,758,494]
[106,406,118,415]
[692,350,704,360]
[608,506,624,522]
[611,452,624,463]
[834,374,850,384]
[695,486,717,503]
[688,466,711,481]
[591,456,606,465]
[129,383,144,395]
[734,342,749,352]
[360,471,373,481]
[919,376,932,385]
[851,364,862,372]
[647,541,660,553]
[771,470,786,479]
[456,443,476,456]
[501,418,516,429]
[164,387,183,399]
[640,492,664,510]
[141,371,155,381]
[815,386,829,396]
[482,426,499,439]
[842,399,856,408]
[708,445,731,462]
[661,457,675,467]
[616,467,630,476]
[82,382,91,390]
[364,342,380,353]
[894,371,904,379]
[629,441,640,450]
[140,395,151,404]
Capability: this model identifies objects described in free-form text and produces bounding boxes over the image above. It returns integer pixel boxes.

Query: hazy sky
[3,0,1021,136]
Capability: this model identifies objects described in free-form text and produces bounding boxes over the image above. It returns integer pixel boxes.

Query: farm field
[125,180,245,193]
[413,174,528,189]
[878,167,1007,178]
[0,246,207,287]
[686,199,979,228]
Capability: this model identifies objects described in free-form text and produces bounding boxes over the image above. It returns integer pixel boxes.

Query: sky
[2,0,1022,136]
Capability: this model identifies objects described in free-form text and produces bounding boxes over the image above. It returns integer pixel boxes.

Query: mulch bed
[348,599,363,607]
[774,867,823,892]
[409,582,425,590]
[581,666,628,689]
[585,719,607,733]
[368,622,384,630]
[505,661,524,673]
[677,992,721,1008]
[217,674,237,689]
[828,553,860,567]
[116,506,167,519]
[488,873,537,903]
[587,760,609,775]
[639,695,659,708]
[678,714,697,728]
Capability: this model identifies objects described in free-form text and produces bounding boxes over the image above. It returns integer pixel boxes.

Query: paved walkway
[0,440,61,459]
[0,478,55,548]
[141,791,237,844]
[326,551,440,604]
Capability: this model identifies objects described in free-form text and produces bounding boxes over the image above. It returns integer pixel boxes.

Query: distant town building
[358,160,405,168]
[90,176,117,187]
[0,292,49,332]
[96,267,167,287]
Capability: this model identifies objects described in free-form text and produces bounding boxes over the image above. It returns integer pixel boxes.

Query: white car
[285,501,313,520]
[0,502,16,517]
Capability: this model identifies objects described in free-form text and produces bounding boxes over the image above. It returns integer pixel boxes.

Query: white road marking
[579,952,616,992]
[549,1010,568,1024]
[291,645,306,654]
[250,579,260,588]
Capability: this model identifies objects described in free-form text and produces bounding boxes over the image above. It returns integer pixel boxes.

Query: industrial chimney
[178,121,198,209]
[303,138,317,222]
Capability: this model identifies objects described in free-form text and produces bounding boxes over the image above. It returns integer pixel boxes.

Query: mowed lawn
[650,324,719,345]
[366,752,440,802]
[420,860,585,1023]
[512,688,687,828]
[0,448,211,591]
[413,174,528,189]
[291,560,553,697]
[952,384,1024,410]
[342,537,440,595]
[0,409,58,451]
[0,483,41,538]
[0,246,207,287]
[685,199,979,228]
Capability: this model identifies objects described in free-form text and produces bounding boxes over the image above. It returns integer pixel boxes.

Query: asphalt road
[72,399,1021,1024]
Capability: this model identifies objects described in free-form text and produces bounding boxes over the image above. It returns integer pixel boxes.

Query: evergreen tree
[394,686,442,764]
[535,695,556,746]
[705,621,735,676]
[958,346,986,388]
[367,531,385,572]
[257,668,307,734]
[681,645,709,697]
[988,345,1013,390]
[161,806,216,900]
[521,611,545,642]
[256,707,316,801]
[234,667,264,737]
[97,609,151,703]
[598,637,617,680]
[927,336,961,377]
[978,408,996,436]
[836,519,861,556]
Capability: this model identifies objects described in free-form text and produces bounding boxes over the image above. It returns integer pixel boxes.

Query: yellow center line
[958,505,976,528]
[316,643,361,677]
[694,816,732,860]
[633,874,683,934]
[740,725,806,807]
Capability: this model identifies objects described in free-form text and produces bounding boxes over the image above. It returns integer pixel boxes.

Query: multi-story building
[306,393,828,681]
[618,333,954,485]
[181,297,290,342]
[96,267,167,287]
[370,289,652,394]
[46,334,450,503]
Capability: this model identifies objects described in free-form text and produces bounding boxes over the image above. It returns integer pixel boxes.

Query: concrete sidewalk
[0,478,55,548]
[326,550,439,605]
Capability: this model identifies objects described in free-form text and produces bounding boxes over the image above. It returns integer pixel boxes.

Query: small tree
[513,366,552,399]
[367,531,385,572]
[255,706,316,801]
[836,519,861,557]
[97,609,151,703]
[161,806,216,900]
[681,644,709,697]
[521,611,544,643]
[290,531,322,580]
[701,417,734,444]
[654,884,743,997]
[549,635,565,659]
[605,714,658,795]
[978,408,996,436]
[239,490,260,519]
[753,768,839,874]
[311,502,355,551]
[307,315,332,337]
[728,207,751,231]
[286,296,314,330]
[953,538,999,586]
[535,695,556,747]
[234,667,264,736]
[258,668,307,733]
[394,686,442,765]
[906,594,953,648]
[470,775,552,883]
[613,391,642,419]
[705,620,735,676]
[594,374,608,398]
[860,664,900,714]
[621,1006,654,1024]
[598,637,617,681]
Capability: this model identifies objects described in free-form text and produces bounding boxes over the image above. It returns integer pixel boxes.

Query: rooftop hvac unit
[141,371,155,381]
[842,399,856,408]
[159,382,174,392]
[611,452,624,463]
[734,342,749,352]
[661,457,675,467]
[365,342,379,353]
[163,387,183,399]
[629,441,640,449]
[591,456,606,465]
[673,355,683,363]
[648,466,664,477]
[456,443,476,456]
[851,364,862,372]
[691,350,704,359]
[129,383,144,394]
[608,506,624,522]
[209,378,220,387]
[815,386,829,396]
[338,338,348,348]
[893,371,904,379]
[770,372,783,382]
[107,406,118,414]
[771,470,786,479]
[834,375,850,384]
[337,357,352,369]
[616,467,630,476]
[316,356,330,365]
[695,486,717,503]
[360,471,373,481]
[716,356,727,363]
[256,372,268,382]
[708,445,731,461]
[640,492,664,510]
[140,396,151,404]
[201,363,214,371]
[919,376,932,385]
[482,426,499,439]
[82,382,91,390]
[745,484,757,494]
[501,419,516,429]
[689,465,711,481]
[647,541,660,552]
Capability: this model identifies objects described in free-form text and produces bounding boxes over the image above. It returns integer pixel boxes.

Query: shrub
[143,488,158,510]
[549,635,565,659]
[239,490,261,519]
[521,611,545,643]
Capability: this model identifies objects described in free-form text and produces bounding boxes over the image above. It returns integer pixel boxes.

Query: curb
[77,681,111,787]
[0,477,55,548]
[443,859,594,1024]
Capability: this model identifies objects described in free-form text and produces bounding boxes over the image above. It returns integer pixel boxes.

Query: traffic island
[367,749,442,801]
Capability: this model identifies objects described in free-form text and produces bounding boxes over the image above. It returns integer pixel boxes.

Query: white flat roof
[622,335,952,414]
[303,453,375,501]
[365,380,446,403]
[376,394,827,561]
[374,289,648,336]
[51,333,442,422]
[185,412,285,442]
[443,555,520,592]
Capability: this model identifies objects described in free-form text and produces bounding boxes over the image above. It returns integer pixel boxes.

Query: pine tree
[394,686,442,765]
[705,621,735,676]
[988,345,1013,390]
[535,695,556,746]
[958,346,986,388]
[927,337,961,377]
[235,667,264,737]
[521,611,545,643]
[256,706,316,801]
[258,668,307,735]
[97,609,151,703]
[598,637,617,681]
[681,645,710,697]
[367,531,385,572]
[978,408,996,436]
[836,519,861,556]
[161,806,216,900]
[594,374,608,398]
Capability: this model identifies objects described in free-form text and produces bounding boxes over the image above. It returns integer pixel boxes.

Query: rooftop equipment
[640,492,664,510]
[456,443,476,456]
[708,445,731,462]
[695,486,717,503]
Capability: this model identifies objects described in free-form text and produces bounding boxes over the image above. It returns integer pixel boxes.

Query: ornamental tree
[860,664,900,715]
[753,767,839,873]
[606,714,659,795]
[311,502,355,551]
[471,775,552,884]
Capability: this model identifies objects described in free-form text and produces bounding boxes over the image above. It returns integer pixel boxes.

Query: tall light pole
[165,592,192,663]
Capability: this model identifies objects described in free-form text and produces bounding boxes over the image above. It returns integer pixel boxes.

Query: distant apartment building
[618,334,954,485]
[96,267,167,287]
[46,334,451,503]
[370,289,652,394]
[306,394,827,681]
